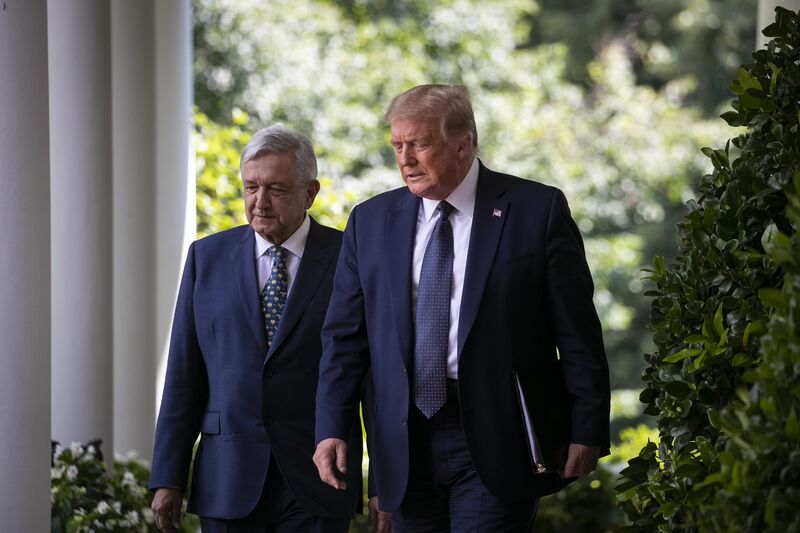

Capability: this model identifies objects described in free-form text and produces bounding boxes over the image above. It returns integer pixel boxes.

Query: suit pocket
[200,411,220,434]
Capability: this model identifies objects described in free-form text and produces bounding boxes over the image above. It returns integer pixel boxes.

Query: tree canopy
[193,0,739,389]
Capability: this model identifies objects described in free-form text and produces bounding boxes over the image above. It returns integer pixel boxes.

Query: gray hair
[383,84,478,154]
[239,124,318,183]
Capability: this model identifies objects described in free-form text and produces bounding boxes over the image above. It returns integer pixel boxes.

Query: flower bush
[51,440,199,532]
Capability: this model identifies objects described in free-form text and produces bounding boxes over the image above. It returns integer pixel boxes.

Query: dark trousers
[392,380,538,533]
[200,456,350,533]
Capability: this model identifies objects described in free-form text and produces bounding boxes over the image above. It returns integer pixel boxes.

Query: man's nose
[398,146,416,166]
[255,188,270,208]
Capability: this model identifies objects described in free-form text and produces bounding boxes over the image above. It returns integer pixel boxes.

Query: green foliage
[193,0,734,388]
[195,108,250,238]
[526,0,758,114]
[51,441,199,532]
[616,8,800,531]
[695,8,800,531]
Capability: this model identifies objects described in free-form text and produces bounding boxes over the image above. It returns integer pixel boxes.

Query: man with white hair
[150,125,364,532]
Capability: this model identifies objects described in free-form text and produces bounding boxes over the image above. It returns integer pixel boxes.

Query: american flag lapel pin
[492,208,503,218]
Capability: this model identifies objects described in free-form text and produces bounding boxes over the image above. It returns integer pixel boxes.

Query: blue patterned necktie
[414,201,455,418]
[261,246,288,347]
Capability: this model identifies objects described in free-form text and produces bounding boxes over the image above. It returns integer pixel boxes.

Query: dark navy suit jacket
[150,218,363,520]
[316,163,610,511]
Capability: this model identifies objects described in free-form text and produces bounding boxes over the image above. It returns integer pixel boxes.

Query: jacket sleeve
[545,189,611,453]
[316,206,372,444]
[149,243,209,490]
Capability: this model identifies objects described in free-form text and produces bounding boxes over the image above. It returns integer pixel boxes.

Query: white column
[154,0,195,409]
[758,0,800,47]
[112,0,157,459]
[49,0,114,457]
[0,0,51,527]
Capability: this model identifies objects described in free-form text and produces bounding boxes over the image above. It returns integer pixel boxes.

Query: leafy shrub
[697,8,800,532]
[615,7,799,531]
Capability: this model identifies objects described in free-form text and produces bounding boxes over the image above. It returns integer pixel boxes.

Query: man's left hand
[559,443,600,478]
[368,496,393,533]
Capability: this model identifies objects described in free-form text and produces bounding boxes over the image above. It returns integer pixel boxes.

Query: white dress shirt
[412,157,479,378]
[254,214,310,296]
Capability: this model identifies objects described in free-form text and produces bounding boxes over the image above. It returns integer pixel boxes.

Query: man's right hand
[151,487,182,532]
[313,437,348,490]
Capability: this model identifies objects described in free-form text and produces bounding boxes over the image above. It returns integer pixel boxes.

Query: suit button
[264,417,273,425]
[402,416,408,427]
[265,370,274,378]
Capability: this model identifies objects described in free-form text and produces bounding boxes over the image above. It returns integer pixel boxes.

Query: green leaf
[664,381,694,398]
[743,320,765,345]
[713,304,725,338]
[759,288,787,309]
[786,410,800,439]
[663,348,700,363]
[738,68,761,91]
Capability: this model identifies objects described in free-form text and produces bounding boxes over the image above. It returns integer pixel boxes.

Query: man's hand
[151,487,182,532]
[313,438,349,490]
[368,496,393,533]
[559,443,600,478]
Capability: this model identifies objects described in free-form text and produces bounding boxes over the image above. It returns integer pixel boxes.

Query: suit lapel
[386,190,421,371]
[458,164,508,355]
[232,228,268,349]
[265,217,332,362]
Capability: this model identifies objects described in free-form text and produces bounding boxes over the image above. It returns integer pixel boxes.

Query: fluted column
[112,0,157,459]
[49,0,114,456]
[0,0,52,526]
[154,0,195,410]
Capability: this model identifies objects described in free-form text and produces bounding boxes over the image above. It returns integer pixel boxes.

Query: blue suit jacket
[150,218,363,520]
[316,163,610,511]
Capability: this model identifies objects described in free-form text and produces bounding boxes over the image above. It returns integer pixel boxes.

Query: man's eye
[270,188,288,197]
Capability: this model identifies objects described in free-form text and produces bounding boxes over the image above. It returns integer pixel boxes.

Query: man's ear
[305,179,321,210]
[456,133,473,159]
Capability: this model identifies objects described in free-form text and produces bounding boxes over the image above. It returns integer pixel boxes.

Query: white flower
[125,510,140,525]
[96,500,110,514]
[66,465,79,481]
[51,467,62,479]
[92,519,105,530]
[86,445,96,457]
[69,442,83,455]
[141,507,155,524]
[112,500,122,514]
[53,444,64,460]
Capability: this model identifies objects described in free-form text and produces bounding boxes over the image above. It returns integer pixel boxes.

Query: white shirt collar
[421,157,479,222]
[254,214,310,259]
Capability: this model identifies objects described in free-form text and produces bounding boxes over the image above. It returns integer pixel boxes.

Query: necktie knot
[268,246,286,261]
[438,201,455,220]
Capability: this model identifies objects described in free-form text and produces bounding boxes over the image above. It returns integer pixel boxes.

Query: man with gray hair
[150,125,364,532]
[314,85,610,531]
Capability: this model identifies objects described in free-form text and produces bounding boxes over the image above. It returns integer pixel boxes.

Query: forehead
[241,152,296,183]
[390,115,442,141]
